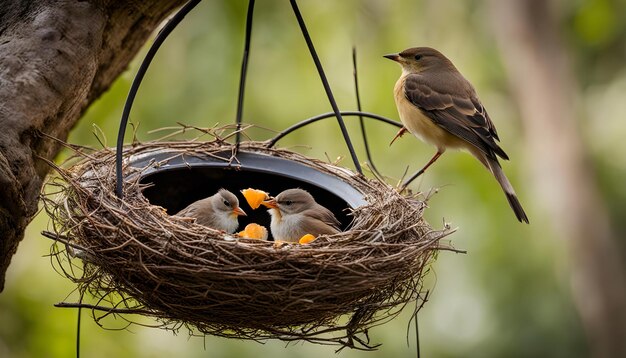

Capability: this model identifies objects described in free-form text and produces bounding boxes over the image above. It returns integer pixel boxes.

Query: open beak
[233,206,247,217]
[261,198,278,209]
[383,53,401,62]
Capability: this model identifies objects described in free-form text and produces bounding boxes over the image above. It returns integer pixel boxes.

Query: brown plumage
[262,188,340,242]
[385,47,529,223]
[176,189,247,233]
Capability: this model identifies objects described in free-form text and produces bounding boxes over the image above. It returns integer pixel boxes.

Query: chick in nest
[262,188,340,243]
[176,189,246,233]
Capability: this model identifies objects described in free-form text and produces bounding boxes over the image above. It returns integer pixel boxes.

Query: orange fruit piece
[237,223,268,240]
[298,234,316,244]
[241,188,270,210]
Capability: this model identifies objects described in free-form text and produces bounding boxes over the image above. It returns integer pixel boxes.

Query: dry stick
[55,302,153,315]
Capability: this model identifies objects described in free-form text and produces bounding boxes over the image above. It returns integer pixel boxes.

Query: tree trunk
[0,0,186,292]
[490,1,626,357]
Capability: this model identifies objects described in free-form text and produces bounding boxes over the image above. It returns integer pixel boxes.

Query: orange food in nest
[298,234,316,244]
[241,188,270,210]
[237,223,268,240]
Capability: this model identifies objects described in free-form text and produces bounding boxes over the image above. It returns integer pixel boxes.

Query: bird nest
[42,137,454,350]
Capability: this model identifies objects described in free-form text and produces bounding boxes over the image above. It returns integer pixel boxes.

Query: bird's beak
[261,198,278,209]
[383,53,401,62]
[233,206,247,217]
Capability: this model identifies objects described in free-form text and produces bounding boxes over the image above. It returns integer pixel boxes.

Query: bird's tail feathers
[487,157,529,224]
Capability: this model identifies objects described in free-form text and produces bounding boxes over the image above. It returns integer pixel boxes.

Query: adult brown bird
[261,188,340,242]
[176,189,247,233]
[384,47,529,223]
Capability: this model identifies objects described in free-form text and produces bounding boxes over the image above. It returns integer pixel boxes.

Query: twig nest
[43,139,451,350]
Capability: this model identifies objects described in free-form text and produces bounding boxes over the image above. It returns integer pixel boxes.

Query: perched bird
[384,47,529,223]
[176,189,247,233]
[261,188,340,242]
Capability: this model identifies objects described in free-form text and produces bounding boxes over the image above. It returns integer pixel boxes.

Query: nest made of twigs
[42,136,454,350]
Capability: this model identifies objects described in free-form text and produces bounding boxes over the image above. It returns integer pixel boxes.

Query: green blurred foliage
[3,0,625,356]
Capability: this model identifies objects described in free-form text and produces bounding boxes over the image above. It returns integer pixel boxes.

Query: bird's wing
[176,198,211,219]
[176,203,199,217]
[303,205,341,230]
[404,74,508,160]
[298,214,340,236]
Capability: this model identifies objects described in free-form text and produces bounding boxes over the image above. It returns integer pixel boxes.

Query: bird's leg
[399,150,443,190]
[389,127,408,146]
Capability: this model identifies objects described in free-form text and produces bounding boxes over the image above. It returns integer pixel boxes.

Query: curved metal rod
[235,0,255,149]
[115,0,201,198]
[266,111,402,148]
[352,47,382,178]
[289,0,362,175]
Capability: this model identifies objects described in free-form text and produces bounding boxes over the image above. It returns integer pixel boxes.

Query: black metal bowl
[130,149,366,236]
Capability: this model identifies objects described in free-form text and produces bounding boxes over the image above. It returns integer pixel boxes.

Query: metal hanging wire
[267,111,401,148]
[115,0,201,198]
[288,0,362,174]
[234,0,255,150]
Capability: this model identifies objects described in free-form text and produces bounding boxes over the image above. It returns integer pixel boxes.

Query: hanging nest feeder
[41,0,458,351]
[43,136,453,349]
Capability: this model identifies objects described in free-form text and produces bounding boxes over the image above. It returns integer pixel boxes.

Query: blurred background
[2,0,626,356]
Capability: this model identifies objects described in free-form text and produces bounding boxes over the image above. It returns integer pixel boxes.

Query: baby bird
[262,188,340,242]
[176,189,246,233]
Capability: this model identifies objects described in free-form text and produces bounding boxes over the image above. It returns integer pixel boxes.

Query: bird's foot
[389,127,408,146]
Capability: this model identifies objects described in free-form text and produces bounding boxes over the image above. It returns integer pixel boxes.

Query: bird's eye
[414,54,422,61]
[284,200,293,206]
[223,200,230,207]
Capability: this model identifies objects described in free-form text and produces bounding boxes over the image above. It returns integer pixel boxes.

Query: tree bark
[0,0,186,291]
[490,1,626,357]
